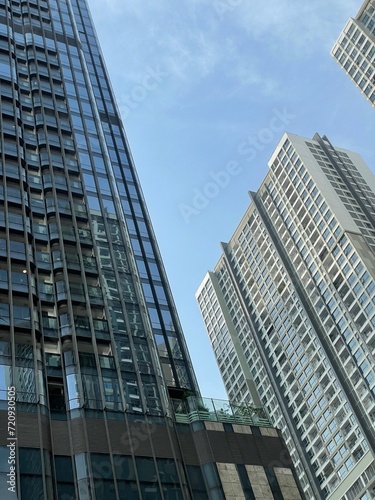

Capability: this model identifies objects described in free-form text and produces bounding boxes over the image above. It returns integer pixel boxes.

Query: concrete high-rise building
[197,132,375,500]
[331,0,375,108]
[0,1,302,499]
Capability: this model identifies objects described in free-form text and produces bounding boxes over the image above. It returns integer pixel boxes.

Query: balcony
[172,396,272,427]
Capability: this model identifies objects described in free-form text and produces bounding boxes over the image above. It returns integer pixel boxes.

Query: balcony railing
[172,396,272,427]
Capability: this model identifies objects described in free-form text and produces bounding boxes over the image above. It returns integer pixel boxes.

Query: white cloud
[86,1,255,82]
[87,0,359,109]
[231,0,360,55]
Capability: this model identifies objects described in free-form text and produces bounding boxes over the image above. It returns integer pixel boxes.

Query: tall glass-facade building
[0,1,302,499]
[197,133,375,500]
[331,0,375,108]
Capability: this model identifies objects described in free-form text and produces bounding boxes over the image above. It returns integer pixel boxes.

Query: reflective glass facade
[0,0,199,416]
[0,1,304,499]
[197,133,375,500]
[332,0,375,108]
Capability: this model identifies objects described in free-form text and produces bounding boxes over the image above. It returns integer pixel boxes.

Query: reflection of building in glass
[0,1,302,498]
[197,133,375,500]
[332,0,375,108]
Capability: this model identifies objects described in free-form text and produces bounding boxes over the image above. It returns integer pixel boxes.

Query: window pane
[157,458,179,484]
[19,448,42,475]
[91,453,113,479]
[20,475,44,500]
[113,455,136,481]
[140,482,161,500]
[55,456,74,482]
[136,457,156,482]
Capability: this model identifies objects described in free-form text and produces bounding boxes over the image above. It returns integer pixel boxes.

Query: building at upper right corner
[196,132,375,500]
[331,0,375,108]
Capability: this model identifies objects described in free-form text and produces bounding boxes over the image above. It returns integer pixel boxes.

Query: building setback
[0,0,303,499]
[197,132,375,500]
[331,0,375,108]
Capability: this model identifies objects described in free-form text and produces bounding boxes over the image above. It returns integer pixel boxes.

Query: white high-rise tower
[332,0,375,108]
[197,132,375,500]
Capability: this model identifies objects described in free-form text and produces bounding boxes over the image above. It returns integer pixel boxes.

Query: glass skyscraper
[331,0,375,108]
[197,133,375,500]
[0,1,302,499]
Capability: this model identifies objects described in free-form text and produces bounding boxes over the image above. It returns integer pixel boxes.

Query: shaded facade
[1,393,302,499]
[0,0,303,499]
[331,0,375,108]
[197,133,375,499]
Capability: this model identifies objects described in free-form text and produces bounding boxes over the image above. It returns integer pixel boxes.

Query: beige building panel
[204,421,224,432]
[217,463,246,499]
[259,427,278,437]
[232,424,252,434]
[275,467,302,499]
[245,465,273,499]
[251,484,274,499]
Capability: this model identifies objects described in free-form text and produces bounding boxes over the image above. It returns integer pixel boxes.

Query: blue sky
[88,0,375,400]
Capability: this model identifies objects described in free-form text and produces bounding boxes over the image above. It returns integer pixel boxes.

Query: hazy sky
[87,0,375,400]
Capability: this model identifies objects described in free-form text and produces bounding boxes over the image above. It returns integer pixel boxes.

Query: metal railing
[172,396,272,427]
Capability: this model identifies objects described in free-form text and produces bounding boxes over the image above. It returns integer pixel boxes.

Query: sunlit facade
[197,133,375,500]
[331,0,375,108]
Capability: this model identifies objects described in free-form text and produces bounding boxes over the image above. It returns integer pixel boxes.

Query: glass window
[93,155,106,173]
[155,334,168,357]
[98,177,111,196]
[57,483,75,499]
[0,303,9,325]
[161,485,183,499]
[13,305,31,327]
[187,465,206,492]
[83,173,96,191]
[148,307,161,328]
[136,260,147,278]
[157,458,179,484]
[149,263,160,280]
[20,475,44,500]
[117,481,139,497]
[122,374,142,411]
[0,269,8,289]
[79,353,96,368]
[140,482,161,500]
[136,457,157,483]
[75,453,89,480]
[202,463,221,490]
[87,195,100,211]
[82,374,102,408]
[0,446,10,473]
[55,455,74,482]
[155,286,167,305]
[113,455,136,481]
[103,376,122,411]
[103,198,115,215]
[91,453,113,479]
[66,373,80,409]
[11,271,28,290]
[161,310,173,328]
[19,448,42,475]
[93,479,116,500]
